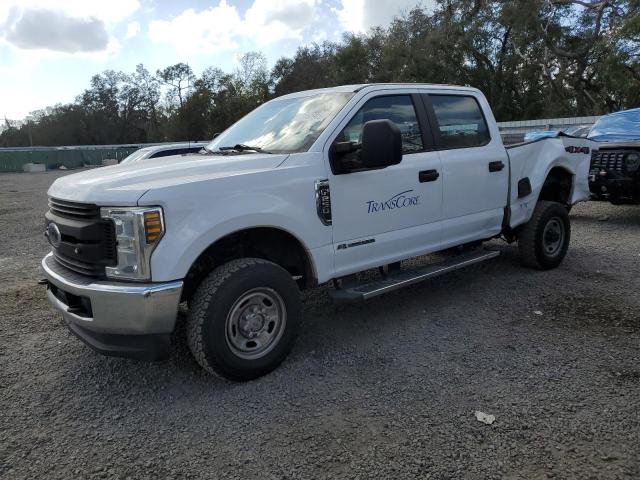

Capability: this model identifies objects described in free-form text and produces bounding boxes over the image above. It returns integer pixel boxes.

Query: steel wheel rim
[542,217,565,257]
[225,287,287,360]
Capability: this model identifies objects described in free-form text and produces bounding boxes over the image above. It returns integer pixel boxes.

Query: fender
[154,213,324,282]
[137,154,333,282]
[506,136,594,229]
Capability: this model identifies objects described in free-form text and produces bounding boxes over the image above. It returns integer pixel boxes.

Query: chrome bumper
[42,252,183,337]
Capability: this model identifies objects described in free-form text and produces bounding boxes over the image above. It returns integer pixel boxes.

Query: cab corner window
[429,95,490,149]
[340,95,424,155]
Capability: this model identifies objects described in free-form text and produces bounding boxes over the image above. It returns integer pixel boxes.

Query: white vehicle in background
[119,142,208,164]
[42,83,594,381]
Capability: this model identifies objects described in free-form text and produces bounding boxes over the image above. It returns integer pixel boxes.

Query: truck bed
[506,136,594,228]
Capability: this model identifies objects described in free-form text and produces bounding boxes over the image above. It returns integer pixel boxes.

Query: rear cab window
[425,94,490,149]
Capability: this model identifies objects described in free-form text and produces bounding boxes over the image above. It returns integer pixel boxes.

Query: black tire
[518,201,571,270]
[186,258,301,381]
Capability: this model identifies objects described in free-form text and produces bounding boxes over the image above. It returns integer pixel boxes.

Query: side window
[340,95,424,154]
[428,95,490,149]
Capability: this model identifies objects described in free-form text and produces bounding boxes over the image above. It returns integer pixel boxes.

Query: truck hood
[48,153,288,205]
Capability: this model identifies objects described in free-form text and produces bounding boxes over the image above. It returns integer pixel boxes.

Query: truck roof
[276,83,481,100]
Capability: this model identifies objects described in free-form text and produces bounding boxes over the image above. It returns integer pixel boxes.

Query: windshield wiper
[218,144,271,154]
[199,146,224,155]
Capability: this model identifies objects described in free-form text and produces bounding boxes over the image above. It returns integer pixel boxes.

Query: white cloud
[0,0,140,26]
[0,0,139,54]
[333,0,432,34]
[333,0,364,34]
[125,20,140,39]
[148,0,317,55]
[4,9,109,53]
[244,0,316,44]
[148,2,241,55]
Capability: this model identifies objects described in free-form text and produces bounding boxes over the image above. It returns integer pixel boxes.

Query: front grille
[49,198,100,219]
[47,197,116,278]
[590,150,625,173]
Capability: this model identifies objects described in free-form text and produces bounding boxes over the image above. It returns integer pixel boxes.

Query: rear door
[327,92,443,277]
[421,93,508,247]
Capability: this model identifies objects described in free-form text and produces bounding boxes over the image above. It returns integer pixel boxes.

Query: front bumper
[589,174,639,201]
[42,252,183,360]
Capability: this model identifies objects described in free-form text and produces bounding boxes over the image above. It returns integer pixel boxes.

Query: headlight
[625,153,640,173]
[100,206,165,281]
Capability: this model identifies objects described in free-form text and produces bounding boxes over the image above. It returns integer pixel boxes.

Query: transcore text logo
[366,190,421,213]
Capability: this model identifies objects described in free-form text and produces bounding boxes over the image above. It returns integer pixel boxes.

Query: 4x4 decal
[366,190,421,213]
[565,145,590,154]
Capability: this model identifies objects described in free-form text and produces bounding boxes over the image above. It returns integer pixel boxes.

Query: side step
[330,249,500,303]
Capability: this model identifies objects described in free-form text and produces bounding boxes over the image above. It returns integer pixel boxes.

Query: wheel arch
[181,225,317,302]
[538,166,574,206]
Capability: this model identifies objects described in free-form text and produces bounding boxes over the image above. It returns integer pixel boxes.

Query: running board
[330,249,500,303]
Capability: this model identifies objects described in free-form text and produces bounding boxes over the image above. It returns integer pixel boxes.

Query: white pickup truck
[42,84,593,380]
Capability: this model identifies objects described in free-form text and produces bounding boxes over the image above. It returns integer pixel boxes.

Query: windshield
[588,109,640,142]
[206,92,354,154]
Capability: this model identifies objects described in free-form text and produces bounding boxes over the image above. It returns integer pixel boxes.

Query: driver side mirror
[330,119,402,174]
[360,119,402,169]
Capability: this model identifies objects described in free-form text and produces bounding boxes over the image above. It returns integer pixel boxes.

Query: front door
[327,93,443,277]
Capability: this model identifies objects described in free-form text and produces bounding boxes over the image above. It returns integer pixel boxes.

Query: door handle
[489,161,505,172]
[419,169,440,182]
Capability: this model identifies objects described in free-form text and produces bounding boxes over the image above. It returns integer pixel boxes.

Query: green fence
[0,146,141,172]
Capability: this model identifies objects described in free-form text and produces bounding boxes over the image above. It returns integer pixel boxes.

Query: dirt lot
[1,170,639,479]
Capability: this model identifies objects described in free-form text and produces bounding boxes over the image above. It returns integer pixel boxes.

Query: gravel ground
[1,170,639,479]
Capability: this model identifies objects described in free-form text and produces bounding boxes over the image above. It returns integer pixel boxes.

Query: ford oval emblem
[46,222,62,248]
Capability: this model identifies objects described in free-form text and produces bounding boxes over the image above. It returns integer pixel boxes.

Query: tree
[156,63,195,109]
[2,0,639,148]
[271,43,338,96]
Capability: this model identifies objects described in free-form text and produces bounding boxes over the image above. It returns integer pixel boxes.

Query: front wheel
[518,201,571,270]
[186,258,301,381]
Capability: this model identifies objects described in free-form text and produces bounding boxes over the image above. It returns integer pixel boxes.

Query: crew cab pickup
[42,84,593,380]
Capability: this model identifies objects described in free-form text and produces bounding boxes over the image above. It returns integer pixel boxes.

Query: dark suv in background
[588,108,640,204]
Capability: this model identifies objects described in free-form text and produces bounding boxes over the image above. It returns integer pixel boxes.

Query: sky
[0,0,431,121]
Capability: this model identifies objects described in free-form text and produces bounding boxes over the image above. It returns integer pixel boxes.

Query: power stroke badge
[366,190,421,214]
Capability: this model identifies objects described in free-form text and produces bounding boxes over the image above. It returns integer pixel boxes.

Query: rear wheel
[186,258,301,381]
[518,201,571,270]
